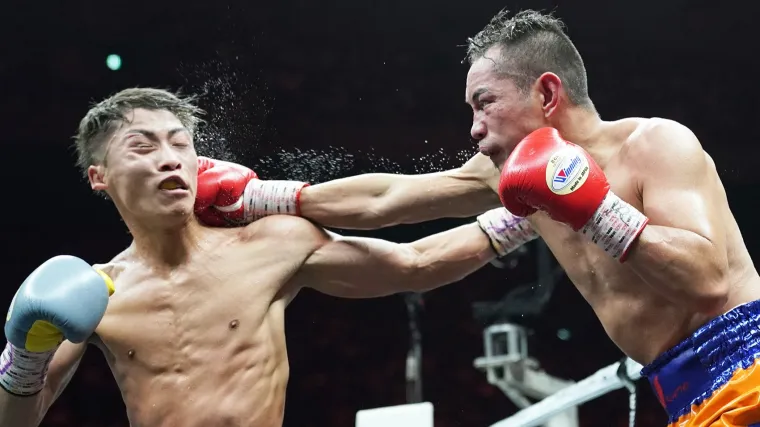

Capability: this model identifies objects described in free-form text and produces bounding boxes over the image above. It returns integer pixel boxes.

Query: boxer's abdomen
[533,209,707,363]
[93,240,296,427]
[122,356,288,427]
[107,310,289,427]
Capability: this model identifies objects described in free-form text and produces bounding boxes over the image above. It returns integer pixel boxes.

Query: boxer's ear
[536,72,562,117]
[88,164,108,192]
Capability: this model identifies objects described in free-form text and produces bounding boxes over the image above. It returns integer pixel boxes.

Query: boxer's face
[466,49,548,168]
[88,108,199,226]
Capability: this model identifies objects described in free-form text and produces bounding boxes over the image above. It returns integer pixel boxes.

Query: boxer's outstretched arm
[298,153,502,229]
[292,222,497,298]
[0,341,86,427]
[624,120,729,314]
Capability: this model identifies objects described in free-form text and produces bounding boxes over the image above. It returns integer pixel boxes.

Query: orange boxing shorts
[641,300,760,427]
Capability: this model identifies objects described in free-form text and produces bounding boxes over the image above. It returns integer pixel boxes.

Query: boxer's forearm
[0,390,46,427]
[404,223,496,292]
[0,340,86,427]
[300,172,501,230]
[626,225,729,313]
[303,223,496,298]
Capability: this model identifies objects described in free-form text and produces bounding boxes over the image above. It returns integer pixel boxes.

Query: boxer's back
[531,118,760,364]
[94,216,317,427]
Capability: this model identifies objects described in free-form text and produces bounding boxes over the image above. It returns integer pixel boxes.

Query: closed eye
[171,136,192,147]
[132,142,153,150]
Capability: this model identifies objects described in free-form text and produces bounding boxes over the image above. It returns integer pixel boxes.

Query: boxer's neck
[550,106,610,164]
[127,216,203,267]
[550,106,604,149]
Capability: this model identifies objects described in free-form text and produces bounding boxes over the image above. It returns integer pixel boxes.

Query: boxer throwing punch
[199,10,760,426]
[0,88,531,427]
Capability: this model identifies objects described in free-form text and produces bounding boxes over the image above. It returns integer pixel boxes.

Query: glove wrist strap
[0,342,57,396]
[476,208,538,257]
[580,191,649,262]
[243,180,310,222]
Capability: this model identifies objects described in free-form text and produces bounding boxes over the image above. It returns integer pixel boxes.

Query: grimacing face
[465,49,549,168]
[87,108,199,225]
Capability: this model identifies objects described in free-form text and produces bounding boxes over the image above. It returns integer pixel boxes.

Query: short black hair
[466,9,591,107]
[74,88,205,178]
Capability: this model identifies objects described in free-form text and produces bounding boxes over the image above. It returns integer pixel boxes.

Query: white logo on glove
[546,147,590,195]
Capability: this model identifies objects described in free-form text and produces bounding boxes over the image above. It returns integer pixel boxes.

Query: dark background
[1,0,756,426]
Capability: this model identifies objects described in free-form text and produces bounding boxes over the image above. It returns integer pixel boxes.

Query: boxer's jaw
[491,151,509,172]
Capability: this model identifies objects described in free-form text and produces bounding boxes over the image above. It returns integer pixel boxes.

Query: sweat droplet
[177,60,477,183]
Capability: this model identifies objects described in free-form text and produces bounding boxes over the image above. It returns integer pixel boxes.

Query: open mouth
[158,176,189,191]
[478,141,499,156]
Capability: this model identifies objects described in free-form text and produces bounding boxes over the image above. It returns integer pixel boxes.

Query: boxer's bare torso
[90,218,311,427]
[527,117,760,364]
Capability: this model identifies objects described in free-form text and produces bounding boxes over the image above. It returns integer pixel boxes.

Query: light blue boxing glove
[0,255,114,396]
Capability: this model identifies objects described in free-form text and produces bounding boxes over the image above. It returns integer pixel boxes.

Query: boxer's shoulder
[240,215,329,246]
[626,118,701,153]
[619,118,705,169]
[92,247,134,284]
[241,214,318,233]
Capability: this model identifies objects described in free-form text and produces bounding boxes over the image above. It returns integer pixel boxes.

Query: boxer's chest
[94,247,296,376]
[530,160,643,303]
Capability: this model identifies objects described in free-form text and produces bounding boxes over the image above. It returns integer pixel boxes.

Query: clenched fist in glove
[2,256,114,396]
[195,157,309,226]
[497,127,649,261]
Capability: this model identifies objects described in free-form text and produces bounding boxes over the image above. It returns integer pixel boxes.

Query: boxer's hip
[641,299,760,426]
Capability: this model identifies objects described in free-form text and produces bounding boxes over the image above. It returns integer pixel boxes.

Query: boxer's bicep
[296,223,494,298]
[625,120,729,309]
[300,154,501,229]
[460,152,502,191]
[295,231,421,298]
[393,153,503,220]
[636,120,726,254]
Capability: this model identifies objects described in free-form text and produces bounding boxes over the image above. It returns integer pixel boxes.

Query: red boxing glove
[498,128,648,261]
[194,157,310,227]
[195,157,258,226]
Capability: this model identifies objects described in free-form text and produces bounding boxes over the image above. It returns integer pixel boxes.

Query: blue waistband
[640,300,760,423]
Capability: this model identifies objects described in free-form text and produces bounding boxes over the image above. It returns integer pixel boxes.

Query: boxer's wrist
[476,208,538,257]
[580,191,649,262]
[243,179,310,222]
[0,342,57,396]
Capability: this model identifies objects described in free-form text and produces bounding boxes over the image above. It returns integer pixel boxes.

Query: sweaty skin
[299,152,503,230]
[91,220,490,427]
[523,118,760,363]
[465,52,760,363]
[294,55,760,366]
[4,218,493,427]
[0,107,495,427]
[92,230,295,427]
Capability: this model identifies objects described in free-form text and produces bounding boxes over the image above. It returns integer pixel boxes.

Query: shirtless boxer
[0,88,530,427]
[202,10,760,426]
